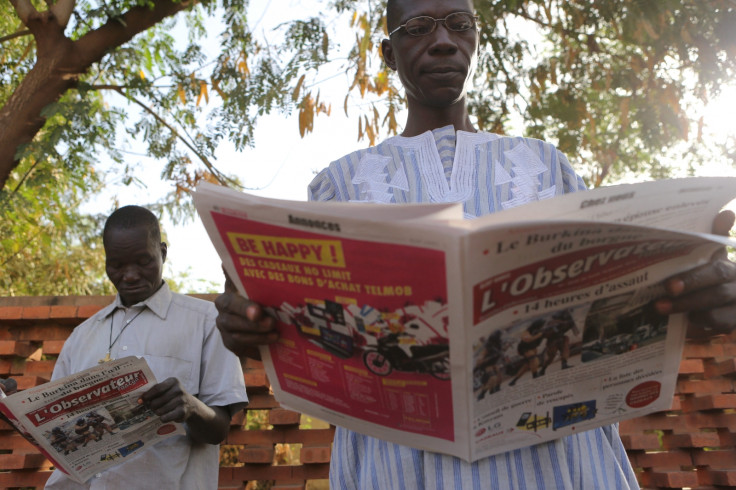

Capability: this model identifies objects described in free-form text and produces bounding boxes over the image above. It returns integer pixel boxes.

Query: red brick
[669,396,681,411]
[239,445,275,463]
[0,340,35,357]
[0,452,49,469]
[49,305,79,320]
[0,306,23,320]
[633,450,692,469]
[700,469,736,486]
[679,359,704,374]
[23,360,57,376]
[718,429,736,446]
[0,433,37,451]
[620,414,678,433]
[269,408,301,426]
[651,470,698,488]
[620,433,662,450]
[298,428,335,445]
[231,463,330,481]
[244,371,269,389]
[300,444,331,464]
[676,378,733,395]
[713,358,736,377]
[43,339,67,355]
[663,432,720,449]
[686,394,736,411]
[19,324,74,342]
[693,450,736,468]
[21,306,51,320]
[15,375,50,390]
[682,342,723,359]
[245,393,280,410]
[0,469,52,487]
[722,342,736,357]
[273,483,306,490]
[77,305,104,318]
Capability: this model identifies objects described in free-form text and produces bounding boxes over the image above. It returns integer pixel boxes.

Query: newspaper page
[0,356,185,483]
[193,177,736,462]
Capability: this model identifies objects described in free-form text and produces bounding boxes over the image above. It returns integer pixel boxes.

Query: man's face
[383,0,478,109]
[104,226,166,306]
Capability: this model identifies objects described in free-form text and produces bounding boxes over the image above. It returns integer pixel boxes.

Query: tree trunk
[0,0,191,190]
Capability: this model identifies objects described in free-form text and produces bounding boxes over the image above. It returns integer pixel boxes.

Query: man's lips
[423,66,463,74]
[119,285,147,294]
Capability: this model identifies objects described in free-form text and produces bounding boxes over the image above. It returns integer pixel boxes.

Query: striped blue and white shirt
[308,126,640,490]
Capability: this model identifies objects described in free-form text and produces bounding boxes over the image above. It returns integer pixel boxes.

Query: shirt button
[122,346,128,351]
[96,473,102,478]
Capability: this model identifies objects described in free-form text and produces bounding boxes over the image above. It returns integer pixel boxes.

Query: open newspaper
[0,356,184,483]
[194,177,736,462]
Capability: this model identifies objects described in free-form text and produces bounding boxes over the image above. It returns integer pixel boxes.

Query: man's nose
[121,265,140,281]
[428,23,459,54]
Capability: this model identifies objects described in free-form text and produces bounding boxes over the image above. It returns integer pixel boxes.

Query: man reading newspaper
[213,0,736,488]
[43,205,248,489]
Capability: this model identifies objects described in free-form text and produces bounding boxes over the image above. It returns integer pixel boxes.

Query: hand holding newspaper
[0,356,185,483]
[194,177,736,462]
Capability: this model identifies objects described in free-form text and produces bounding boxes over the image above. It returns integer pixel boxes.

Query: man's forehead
[394,0,474,20]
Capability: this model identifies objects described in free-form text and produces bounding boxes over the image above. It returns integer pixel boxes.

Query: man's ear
[381,39,397,71]
[160,242,168,263]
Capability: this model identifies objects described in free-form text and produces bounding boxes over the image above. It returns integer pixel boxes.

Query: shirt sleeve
[196,304,249,414]
[556,148,588,192]
[307,167,338,202]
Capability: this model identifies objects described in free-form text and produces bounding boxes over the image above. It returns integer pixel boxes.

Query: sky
[88,1,736,293]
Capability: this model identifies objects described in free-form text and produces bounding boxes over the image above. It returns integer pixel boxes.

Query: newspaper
[193,177,736,462]
[0,356,185,483]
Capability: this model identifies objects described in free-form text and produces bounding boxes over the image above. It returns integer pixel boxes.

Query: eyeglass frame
[388,12,480,37]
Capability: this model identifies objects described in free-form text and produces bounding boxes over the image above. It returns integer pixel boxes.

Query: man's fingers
[1,378,17,394]
[662,281,736,315]
[666,259,736,298]
[215,292,268,322]
[140,377,177,404]
[688,303,736,335]
[223,267,238,294]
[712,209,735,236]
[215,308,276,334]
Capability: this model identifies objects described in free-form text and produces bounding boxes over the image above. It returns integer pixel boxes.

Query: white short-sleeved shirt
[308,126,641,490]
[45,282,248,490]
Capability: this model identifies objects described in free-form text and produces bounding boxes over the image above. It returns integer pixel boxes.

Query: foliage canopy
[1,0,735,295]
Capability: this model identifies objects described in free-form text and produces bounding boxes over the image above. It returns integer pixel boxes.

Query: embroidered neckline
[388,127,497,204]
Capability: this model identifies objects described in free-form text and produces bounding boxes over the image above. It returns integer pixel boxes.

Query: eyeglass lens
[404,12,475,37]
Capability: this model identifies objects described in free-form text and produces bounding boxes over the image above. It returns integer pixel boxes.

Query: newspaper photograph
[0,356,185,483]
[193,177,736,461]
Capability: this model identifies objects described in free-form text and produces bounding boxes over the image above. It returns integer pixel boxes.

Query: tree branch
[74,0,195,67]
[0,29,32,44]
[49,0,75,28]
[97,84,238,188]
[8,0,38,26]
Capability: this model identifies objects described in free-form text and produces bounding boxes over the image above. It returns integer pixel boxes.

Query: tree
[2,0,735,294]
[1,0,332,294]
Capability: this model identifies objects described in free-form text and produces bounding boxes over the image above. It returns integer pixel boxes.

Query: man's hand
[214,273,279,359]
[0,378,18,396]
[140,377,199,424]
[140,377,230,444]
[655,210,736,338]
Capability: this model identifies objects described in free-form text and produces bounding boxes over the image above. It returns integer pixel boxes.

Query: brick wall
[1,296,735,489]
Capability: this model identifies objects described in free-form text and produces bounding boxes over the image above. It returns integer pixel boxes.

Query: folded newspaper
[194,177,736,462]
[0,356,185,483]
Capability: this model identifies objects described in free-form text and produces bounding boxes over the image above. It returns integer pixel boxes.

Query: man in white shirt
[213,0,736,488]
[46,205,248,489]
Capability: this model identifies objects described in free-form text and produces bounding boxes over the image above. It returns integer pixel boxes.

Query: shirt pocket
[141,354,196,395]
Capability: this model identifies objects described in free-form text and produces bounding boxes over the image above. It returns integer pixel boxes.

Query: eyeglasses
[389,12,479,37]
